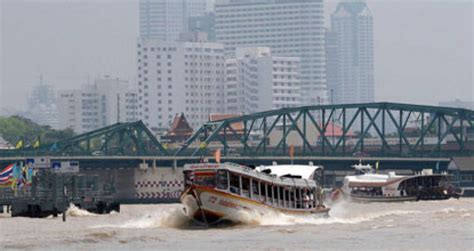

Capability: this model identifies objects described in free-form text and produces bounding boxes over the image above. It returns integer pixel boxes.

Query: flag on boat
[375,161,379,173]
[289,144,295,159]
[0,164,14,187]
[215,148,221,163]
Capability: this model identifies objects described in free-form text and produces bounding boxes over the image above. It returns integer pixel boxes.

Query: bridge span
[0,102,471,203]
[1,102,471,158]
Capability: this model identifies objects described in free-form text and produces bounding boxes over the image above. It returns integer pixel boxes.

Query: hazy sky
[1,0,473,113]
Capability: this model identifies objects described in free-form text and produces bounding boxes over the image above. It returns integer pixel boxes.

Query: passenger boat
[341,163,460,202]
[180,162,329,225]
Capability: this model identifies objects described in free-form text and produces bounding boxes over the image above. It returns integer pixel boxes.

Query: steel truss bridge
[1,102,473,158]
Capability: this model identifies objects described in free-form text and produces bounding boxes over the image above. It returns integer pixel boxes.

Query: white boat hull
[181,186,329,225]
[350,194,418,203]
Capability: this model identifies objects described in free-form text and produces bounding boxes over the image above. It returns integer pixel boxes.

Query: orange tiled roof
[321,122,354,137]
[167,113,193,136]
[209,113,244,132]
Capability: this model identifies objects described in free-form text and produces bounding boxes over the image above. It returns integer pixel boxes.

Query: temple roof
[166,113,193,137]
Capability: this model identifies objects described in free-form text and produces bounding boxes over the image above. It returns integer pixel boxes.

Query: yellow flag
[376,161,379,173]
[163,143,168,150]
[15,140,24,149]
[33,138,40,149]
[199,142,207,149]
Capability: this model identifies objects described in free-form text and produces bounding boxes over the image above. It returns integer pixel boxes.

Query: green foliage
[0,116,74,146]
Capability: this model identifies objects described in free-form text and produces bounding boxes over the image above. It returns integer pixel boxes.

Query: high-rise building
[225,47,301,114]
[57,77,138,133]
[26,82,59,129]
[188,12,216,41]
[139,0,207,41]
[330,1,374,104]
[137,36,226,131]
[215,0,327,106]
[324,29,339,104]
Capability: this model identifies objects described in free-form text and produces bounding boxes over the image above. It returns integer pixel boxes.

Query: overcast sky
[1,0,472,113]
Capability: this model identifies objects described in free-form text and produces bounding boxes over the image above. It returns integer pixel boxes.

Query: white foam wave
[91,200,425,229]
[435,207,469,214]
[66,204,98,217]
[235,207,421,226]
[92,206,189,229]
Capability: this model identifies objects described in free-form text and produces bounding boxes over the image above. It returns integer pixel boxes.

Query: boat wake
[233,201,421,226]
[90,199,473,230]
[92,201,423,229]
[92,205,191,229]
[66,204,99,217]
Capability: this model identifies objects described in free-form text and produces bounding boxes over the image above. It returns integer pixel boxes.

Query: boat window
[279,187,284,205]
[268,185,273,200]
[302,188,311,209]
[194,171,216,188]
[216,170,228,190]
[295,189,301,208]
[252,180,259,196]
[284,189,290,208]
[260,182,266,199]
[242,177,250,198]
[229,173,240,194]
[289,189,295,208]
[272,186,278,200]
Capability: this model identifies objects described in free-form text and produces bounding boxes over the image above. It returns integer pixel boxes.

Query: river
[1,198,473,250]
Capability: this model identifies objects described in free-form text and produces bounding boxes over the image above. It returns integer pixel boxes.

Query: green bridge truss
[1,102,473,158]
[175,102,474,157]
[2,121,169,157]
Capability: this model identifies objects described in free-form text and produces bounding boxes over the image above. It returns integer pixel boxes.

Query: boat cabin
[184,163,325,210]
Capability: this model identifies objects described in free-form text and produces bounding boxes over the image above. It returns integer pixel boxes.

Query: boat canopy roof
[352,163,374,174]
[184,162,319,188]
[255,164,323,180]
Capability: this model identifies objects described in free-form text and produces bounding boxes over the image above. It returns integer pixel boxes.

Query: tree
[0,116,75,146]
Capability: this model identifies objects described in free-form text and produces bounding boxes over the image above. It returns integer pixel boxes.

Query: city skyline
[1,0,472,115]
[214,0,327,106]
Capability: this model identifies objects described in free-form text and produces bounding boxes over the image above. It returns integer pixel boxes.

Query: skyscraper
[225,47,301,114]
[329,1,374,104]
[188,12,216,41]
[215,0,327,106]
[57,77,138,133]
[324,29,338,104]
[27,83,59,129]
[136,36,226,131]
[139,0,207,41]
